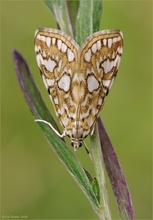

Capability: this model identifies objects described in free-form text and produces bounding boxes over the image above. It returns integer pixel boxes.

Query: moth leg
[35,119,66,138]
[83,141,93,162]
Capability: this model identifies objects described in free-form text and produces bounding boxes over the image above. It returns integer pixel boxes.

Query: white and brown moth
[34,28,123,150]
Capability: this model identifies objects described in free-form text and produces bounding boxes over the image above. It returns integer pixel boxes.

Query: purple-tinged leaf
[98,117,134,220]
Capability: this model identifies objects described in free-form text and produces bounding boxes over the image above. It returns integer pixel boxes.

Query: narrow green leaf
[45,0,74,37]
[44,0,54,16]
[67,0,80,34]
[13,50,102,216]
[75,0,102,45]
[93,0,102,33]
[36,121,101,216]
[92,178,100,203]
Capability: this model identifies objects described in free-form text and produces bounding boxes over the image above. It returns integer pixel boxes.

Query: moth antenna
[35,119,66,138]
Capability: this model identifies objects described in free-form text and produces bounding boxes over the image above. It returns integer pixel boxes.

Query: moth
[34,28,123,150]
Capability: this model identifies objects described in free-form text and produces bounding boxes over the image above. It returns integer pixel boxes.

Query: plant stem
[91,123,112,220]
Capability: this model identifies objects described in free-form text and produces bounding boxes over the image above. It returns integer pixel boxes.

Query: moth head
[71,139,82,151]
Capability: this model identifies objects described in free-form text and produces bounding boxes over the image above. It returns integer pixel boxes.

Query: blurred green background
[1,1,152,219]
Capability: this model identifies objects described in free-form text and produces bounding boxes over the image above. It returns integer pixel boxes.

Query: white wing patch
[58,74,71,92]
[87,75,99,92]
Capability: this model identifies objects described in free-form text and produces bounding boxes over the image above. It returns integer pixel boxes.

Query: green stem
[90,123,112,220]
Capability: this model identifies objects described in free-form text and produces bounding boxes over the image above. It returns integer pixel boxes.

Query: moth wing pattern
[35,28,81,138]
[79,30,123,135]
[34,28,123,149]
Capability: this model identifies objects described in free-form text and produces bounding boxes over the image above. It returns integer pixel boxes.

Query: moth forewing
[34,28,123,150]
